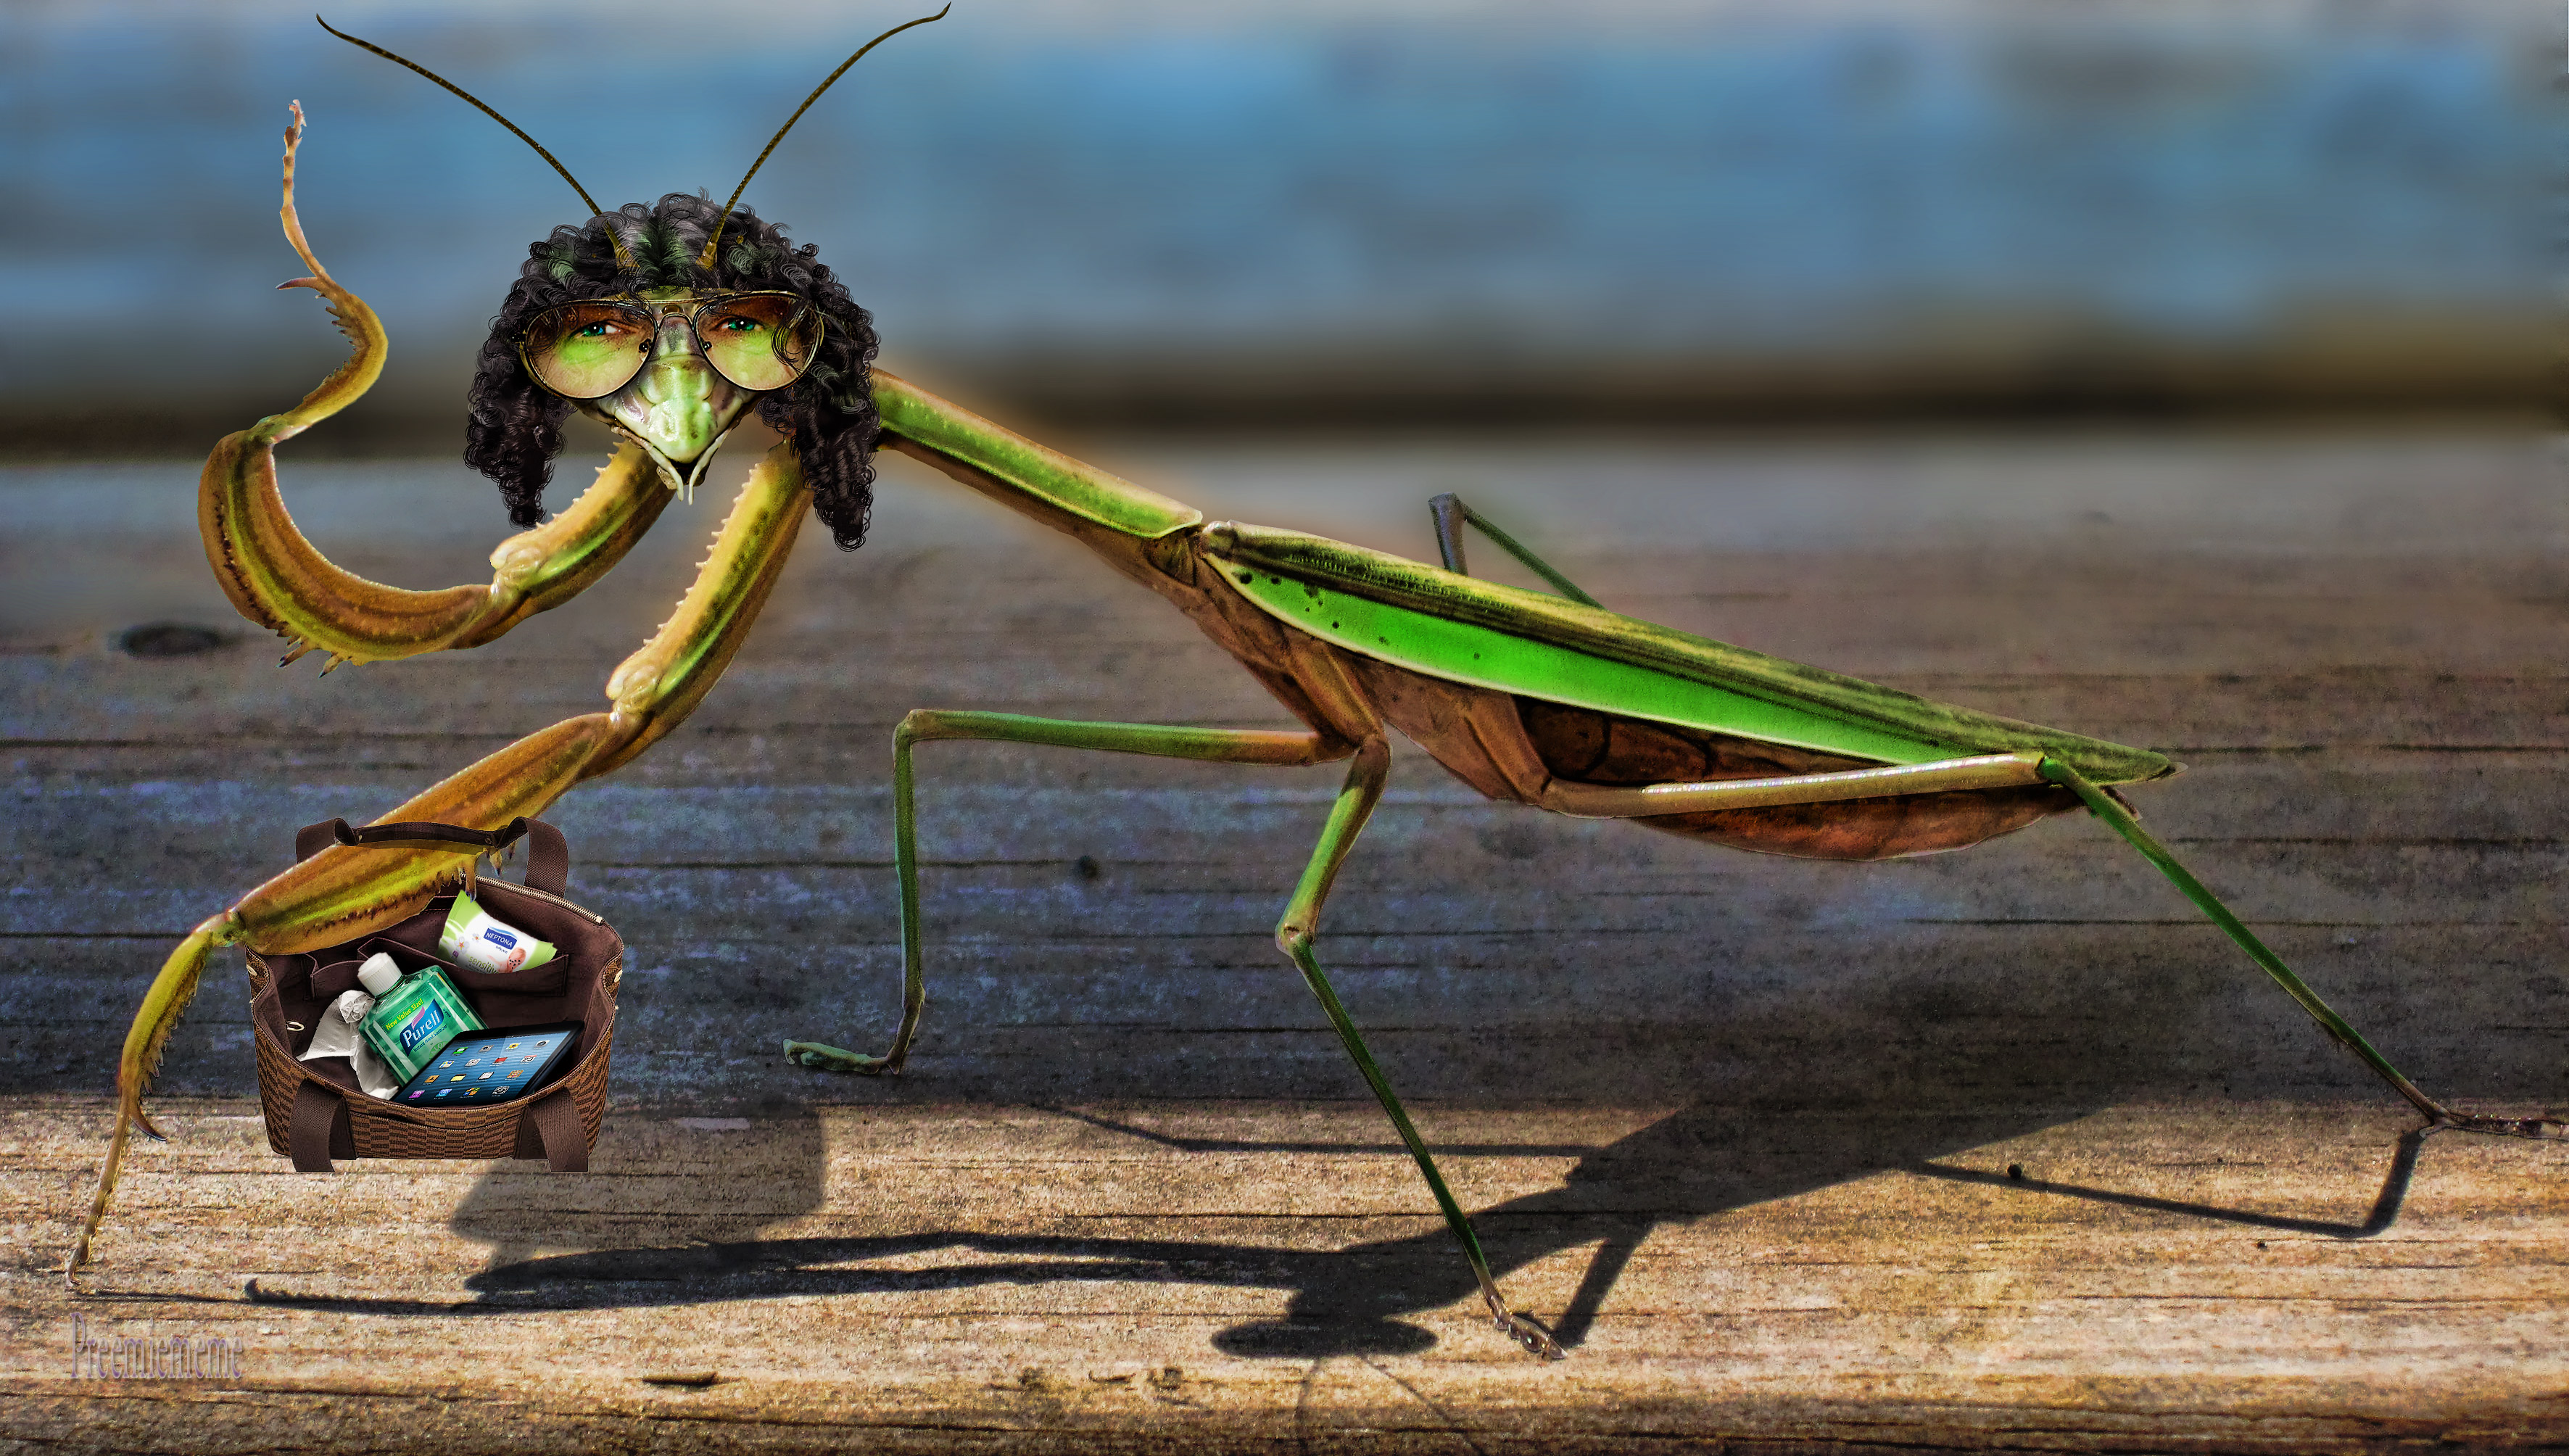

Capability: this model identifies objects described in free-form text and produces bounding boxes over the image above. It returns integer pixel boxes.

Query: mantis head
[320,7,950,546]
[471,196,875,516]
[492,212,853,502]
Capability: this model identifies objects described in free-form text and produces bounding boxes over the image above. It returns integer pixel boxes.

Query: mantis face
[522,288,826,498]
[342,1,944,542]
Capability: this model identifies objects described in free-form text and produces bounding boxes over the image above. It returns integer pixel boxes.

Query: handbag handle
[293,816,571,898]
[288,1079,589,1173]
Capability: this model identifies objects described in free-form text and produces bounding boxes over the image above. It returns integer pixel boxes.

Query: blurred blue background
[4,0,2554,437]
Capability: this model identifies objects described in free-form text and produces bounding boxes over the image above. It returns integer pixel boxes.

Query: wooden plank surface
[3,418,2565,1450]
[9,1099,2569,1452]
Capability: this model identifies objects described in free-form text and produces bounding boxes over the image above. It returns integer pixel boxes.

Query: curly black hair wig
[466,193,881,549]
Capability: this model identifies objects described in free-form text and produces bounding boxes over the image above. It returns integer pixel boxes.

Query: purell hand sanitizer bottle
[356,953,484,1084]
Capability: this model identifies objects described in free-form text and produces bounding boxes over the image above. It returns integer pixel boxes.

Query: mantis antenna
[315,15,640,272]
[699,5,953,269]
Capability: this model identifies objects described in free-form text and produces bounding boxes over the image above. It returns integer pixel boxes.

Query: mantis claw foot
[1484,1293,1565,1360]
[783,1039,898,1075]
[2435,1112,2568,1141]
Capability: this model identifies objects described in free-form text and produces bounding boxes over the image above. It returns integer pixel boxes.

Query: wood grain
[2,423,2563,1449]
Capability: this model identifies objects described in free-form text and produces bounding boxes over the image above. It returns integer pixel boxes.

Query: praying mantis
[65,12,2563,1360]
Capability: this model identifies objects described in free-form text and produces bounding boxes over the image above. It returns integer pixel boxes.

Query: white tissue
[297,988,402,1099]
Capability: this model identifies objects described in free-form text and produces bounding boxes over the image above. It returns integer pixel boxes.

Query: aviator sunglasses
[518,291,824,400]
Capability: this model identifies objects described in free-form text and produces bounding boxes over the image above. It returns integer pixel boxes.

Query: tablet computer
[393,1022,584,1107]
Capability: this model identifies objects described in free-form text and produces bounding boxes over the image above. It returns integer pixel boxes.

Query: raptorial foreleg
[202,104,677,672]
[68,447,813,1281]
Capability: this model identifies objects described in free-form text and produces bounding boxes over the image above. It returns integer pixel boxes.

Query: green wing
[1202,523,2175,787]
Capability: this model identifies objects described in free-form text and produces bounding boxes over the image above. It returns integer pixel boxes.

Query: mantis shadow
[310,838,2457,1354]
[1907,1125,2430,1242]
[236,1098,2431,1359]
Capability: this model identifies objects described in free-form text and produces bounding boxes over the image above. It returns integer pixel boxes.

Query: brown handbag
[244,816,621,1172]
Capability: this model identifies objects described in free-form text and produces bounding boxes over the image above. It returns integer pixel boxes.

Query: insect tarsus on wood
[66,11,2564,1361]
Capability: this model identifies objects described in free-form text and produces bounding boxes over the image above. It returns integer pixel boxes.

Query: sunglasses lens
[695,294,822,392]
[522,303,652,399]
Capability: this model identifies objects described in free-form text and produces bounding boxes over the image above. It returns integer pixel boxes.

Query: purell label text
[400,1001,446,1051]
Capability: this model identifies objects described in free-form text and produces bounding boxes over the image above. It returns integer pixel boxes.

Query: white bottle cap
[356,952,402,996]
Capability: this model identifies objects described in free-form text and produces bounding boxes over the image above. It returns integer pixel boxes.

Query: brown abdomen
[1518,698,2076,861]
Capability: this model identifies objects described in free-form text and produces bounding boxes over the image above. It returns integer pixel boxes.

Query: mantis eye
[521,302,658,399]
[695,294,824,392]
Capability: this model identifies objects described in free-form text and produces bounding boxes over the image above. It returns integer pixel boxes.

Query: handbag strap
[288,1081,355,1172]
[293,816,569,897]
[289,1080,589,1172]
[521,1089,590,1172]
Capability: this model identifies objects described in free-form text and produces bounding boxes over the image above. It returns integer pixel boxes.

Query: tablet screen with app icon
[392,1022,584,1107]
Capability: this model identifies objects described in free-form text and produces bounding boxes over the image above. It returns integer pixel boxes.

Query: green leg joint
[786,711,1348,1076]
[1428,492,1602,607]
[1278,737,1564,1359]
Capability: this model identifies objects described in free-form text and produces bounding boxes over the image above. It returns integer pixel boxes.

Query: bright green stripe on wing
[1204,524,2174,785]
[1212,546,1948,764]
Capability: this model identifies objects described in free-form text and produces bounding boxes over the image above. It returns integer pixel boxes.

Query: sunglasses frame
[516,290,826,400]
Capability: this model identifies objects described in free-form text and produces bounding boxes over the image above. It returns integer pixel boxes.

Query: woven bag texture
[253,963,616,1159]
[249,877,620,1163]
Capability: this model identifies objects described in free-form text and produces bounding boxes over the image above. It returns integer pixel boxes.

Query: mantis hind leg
[1428,492,1602,608]
[2040,759,2565,1141]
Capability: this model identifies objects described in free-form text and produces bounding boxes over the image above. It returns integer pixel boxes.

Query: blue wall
[4,0,2552,417]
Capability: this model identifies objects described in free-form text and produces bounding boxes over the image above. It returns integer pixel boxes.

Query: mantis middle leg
[785,711,1354,1076]
[787,711,1564,1357]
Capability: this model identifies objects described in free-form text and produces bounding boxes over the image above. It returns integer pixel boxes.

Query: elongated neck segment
[868,371,1202,543]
